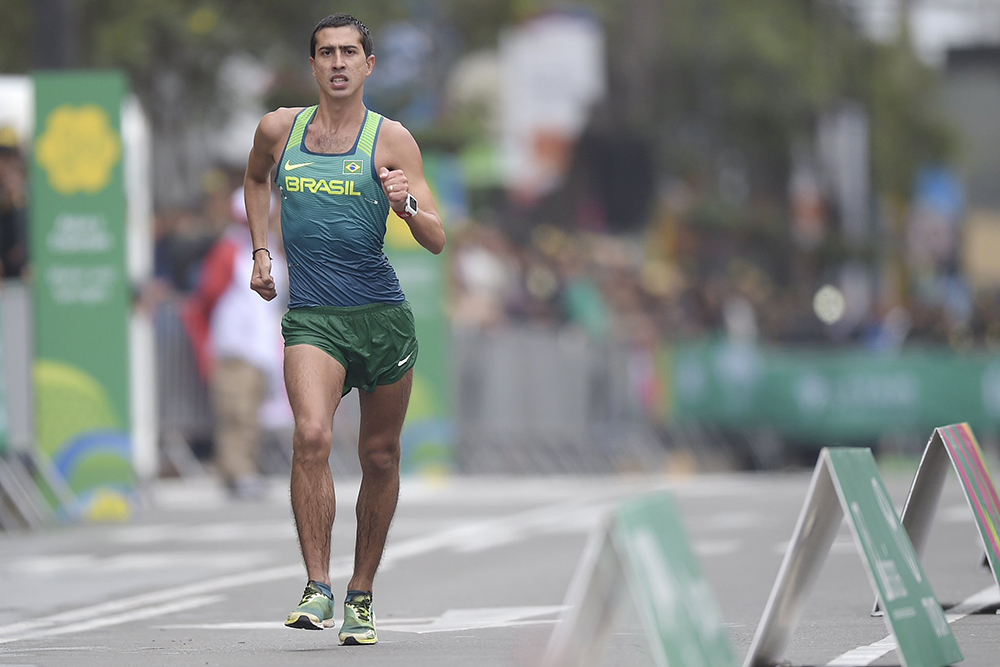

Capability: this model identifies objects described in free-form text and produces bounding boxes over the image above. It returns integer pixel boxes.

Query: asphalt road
[0,466,998,667]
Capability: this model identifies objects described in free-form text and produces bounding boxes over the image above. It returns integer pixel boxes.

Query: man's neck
[313,95,367,134]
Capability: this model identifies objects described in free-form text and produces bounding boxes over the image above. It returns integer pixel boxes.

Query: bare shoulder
[257,107,304,141]
[376,117,421,163]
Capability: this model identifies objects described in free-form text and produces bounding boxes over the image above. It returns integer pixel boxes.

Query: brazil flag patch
[343,160,364,175]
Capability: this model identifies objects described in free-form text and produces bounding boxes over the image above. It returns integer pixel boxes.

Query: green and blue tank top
[275,106,403,308]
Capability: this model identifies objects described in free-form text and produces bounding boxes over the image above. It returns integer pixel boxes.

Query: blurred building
[943,46,1000,293]
[848,0,1000,64]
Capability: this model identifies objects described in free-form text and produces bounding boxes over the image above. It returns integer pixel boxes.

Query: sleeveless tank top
[275,106,404,308]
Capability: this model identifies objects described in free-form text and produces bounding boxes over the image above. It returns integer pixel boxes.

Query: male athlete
[243,13,445,645]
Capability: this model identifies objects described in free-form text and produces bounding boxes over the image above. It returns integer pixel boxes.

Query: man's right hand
[251,255,277,301]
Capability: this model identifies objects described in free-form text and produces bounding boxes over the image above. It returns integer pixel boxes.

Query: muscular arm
[376,121,446,255]
[244,109,296,299]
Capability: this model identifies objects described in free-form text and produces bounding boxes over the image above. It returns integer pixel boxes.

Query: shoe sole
[285,613,335,630]
[339,634,378,645]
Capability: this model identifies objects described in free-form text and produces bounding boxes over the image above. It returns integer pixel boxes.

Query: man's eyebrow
[317,43,361,51]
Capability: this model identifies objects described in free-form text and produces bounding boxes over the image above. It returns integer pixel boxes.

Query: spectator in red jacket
[182,186,287,499]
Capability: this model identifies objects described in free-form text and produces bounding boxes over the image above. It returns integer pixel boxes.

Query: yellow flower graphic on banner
[36,104,121,194]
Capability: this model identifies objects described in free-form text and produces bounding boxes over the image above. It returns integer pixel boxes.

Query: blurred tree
[533,0,954,277]
[0,0,32,72]
[2,0,409,206]
[586,0,952,215]
[0,0,953,224]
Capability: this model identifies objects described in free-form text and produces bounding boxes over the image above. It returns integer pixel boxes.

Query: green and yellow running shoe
[284,582,335,630]
[339,590,377,645]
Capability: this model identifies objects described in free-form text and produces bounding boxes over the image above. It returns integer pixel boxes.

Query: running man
[243,13,446,645]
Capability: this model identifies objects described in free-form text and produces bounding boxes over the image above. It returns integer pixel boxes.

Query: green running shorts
[281,301,418,394]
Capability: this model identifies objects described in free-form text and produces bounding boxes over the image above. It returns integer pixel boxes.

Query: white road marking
[5,555,96,575]
[107,521,294,545]
[0,596,223,646]
[0,496,609,645]
[825,584,1000,666]
[146,474,766,512]
[156,622,281,631]
[381,606,567,634]
[449,503,612,554]
[693,540,741,557]
[694,511,764,531]
[0,646,106,653]
[6,551,269,576]
[160,606,568,634]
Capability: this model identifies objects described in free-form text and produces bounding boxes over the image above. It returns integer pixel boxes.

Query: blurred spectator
[0,128,29,279]
[181,186,287,500]
[450,223,520,328]
[153,206,218,292]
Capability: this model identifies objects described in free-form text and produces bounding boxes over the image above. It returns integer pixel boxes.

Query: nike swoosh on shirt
[285,161,315,171]
[397,352,413,367]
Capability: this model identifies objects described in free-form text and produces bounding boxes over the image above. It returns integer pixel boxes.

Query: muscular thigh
[358,369,412,445]
[284,344,348,427]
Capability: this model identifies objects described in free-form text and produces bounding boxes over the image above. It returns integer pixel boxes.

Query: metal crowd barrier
[153,303,672,477]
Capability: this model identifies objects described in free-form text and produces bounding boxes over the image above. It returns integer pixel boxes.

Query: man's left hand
[379,167,410,214]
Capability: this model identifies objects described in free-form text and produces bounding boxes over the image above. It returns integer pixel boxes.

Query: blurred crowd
[448,203,998,354]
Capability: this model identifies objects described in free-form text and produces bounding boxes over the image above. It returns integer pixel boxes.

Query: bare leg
[348,369,412,592]
[284,344,347,586]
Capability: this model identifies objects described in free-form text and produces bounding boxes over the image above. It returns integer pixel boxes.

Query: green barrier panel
[29,71,134,520]
[746,447,962,667]
[545,492,737,667]
[613,494,738,667]
[667,339,1000,442]
[829,448,961,666]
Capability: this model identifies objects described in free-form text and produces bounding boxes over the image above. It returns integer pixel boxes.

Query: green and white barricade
[744,447,962,667]
[543,492,737,667]
[873,422,1000,615]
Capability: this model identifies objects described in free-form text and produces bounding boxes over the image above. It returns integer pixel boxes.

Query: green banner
[667,340,1000,442]
[612,493,737,667]
[827,448,962,667]
[29,71,134,520]
[384,159,453,473]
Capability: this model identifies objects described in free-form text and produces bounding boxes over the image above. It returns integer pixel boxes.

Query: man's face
[310,26,374,98]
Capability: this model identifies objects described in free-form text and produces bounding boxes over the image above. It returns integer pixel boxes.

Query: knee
[360,437,400,475]
[293,421,332,464]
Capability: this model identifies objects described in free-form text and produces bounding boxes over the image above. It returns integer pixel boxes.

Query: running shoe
[284,582,335,630]
[339,590,377,645]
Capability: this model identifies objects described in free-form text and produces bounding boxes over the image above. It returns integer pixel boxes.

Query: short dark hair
[310,14,373,58]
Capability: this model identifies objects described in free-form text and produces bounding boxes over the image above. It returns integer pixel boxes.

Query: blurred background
[3,0,1000,520]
